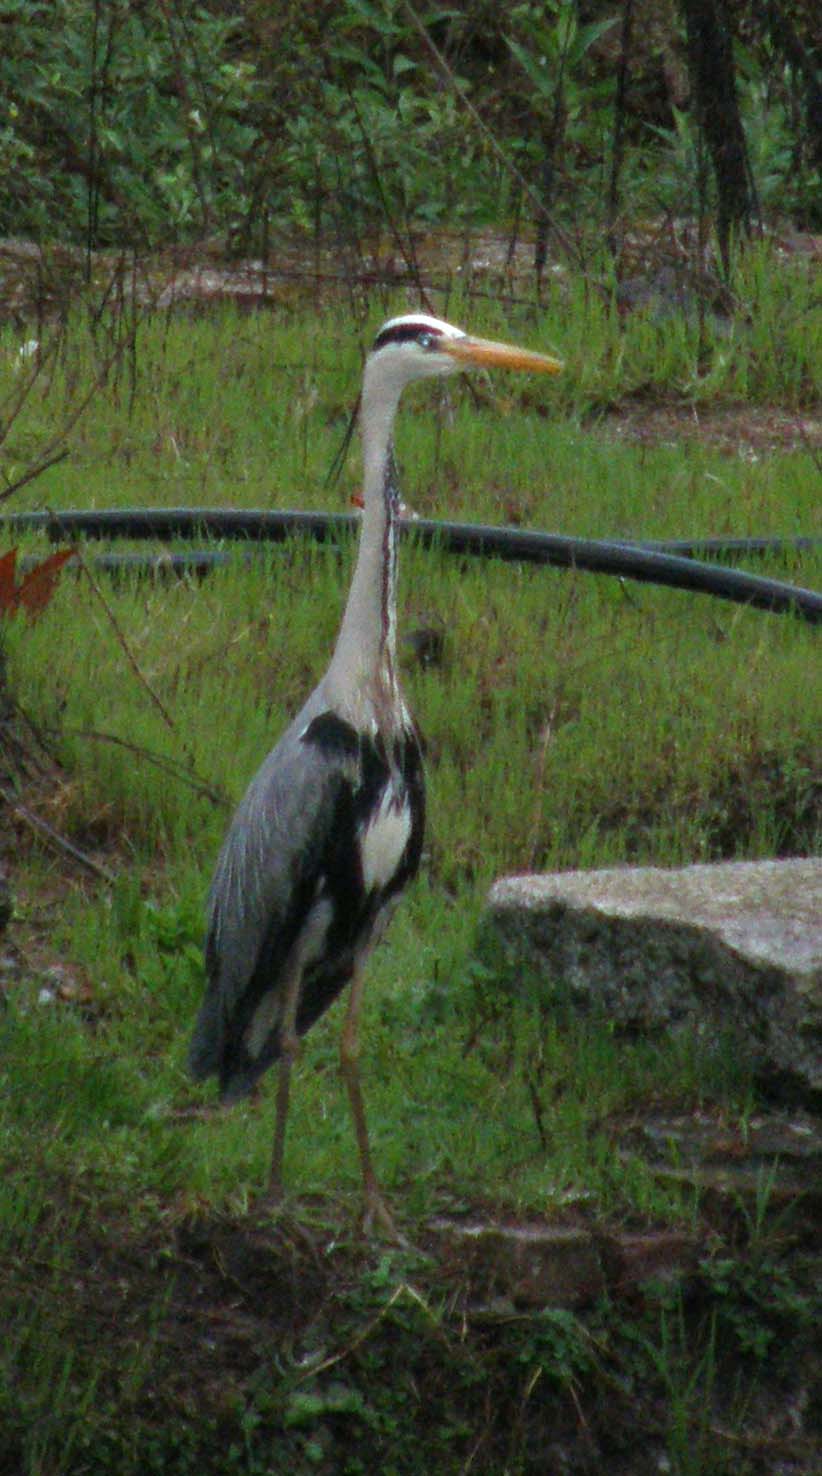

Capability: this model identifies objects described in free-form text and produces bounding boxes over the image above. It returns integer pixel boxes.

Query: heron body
[192,698,424,1101]
[189,313,561,1234]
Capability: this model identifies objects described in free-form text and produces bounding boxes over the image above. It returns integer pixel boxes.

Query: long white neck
[325,362,403,723]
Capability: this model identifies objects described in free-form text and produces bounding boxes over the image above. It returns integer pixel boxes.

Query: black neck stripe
[372,323,443,352]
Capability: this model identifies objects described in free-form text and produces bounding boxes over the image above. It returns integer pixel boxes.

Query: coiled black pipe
[4,507,820,624]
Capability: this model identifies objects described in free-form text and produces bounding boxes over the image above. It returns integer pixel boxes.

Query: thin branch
[607,0,635,254]
[344,83,434,314]
[0,780,115,884]
[156,0,211,231]
[61,726,229,808]
[296,1282,448,1385]
[0,328,64,452]
[0,450,70,505]
[401,0,583,268]
[71,538,177,733]
[0,255,168,512]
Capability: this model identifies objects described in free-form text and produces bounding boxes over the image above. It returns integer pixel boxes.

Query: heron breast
[358,785,413,893]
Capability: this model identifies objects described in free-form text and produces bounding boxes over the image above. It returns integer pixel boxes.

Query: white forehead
[378,313,465,339]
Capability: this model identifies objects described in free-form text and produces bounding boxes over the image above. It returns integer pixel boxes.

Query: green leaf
[506,37,554,101]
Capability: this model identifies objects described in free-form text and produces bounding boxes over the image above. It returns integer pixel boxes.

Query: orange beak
[441,334,562,375]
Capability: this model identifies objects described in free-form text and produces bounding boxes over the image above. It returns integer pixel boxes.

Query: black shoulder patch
[301,711,361,759]
[372,321,443,353]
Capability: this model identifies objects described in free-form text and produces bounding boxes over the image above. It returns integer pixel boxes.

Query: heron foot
[258,1178,297,1221]
[360,1185,409,1248]
[262,1180,286,1209]
[256,1189,325,1255]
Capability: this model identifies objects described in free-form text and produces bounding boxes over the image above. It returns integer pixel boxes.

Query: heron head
[367,313,563,392]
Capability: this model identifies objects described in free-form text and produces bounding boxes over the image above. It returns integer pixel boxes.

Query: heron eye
[417,332,433,350]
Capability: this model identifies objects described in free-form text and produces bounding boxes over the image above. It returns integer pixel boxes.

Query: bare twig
[401,0,583,269]
[70,539,177,733]
[156,0,211,232]
[4,323,123,486]
[525,1066,549,1152]
[62,726,229,808]
[0,450,70,505]
[296,1281,446,1385]
[0,780,115,883]
[344,83,434,315]
[0,331,58,434]
[0,253,172,514]
[606,0,635,256]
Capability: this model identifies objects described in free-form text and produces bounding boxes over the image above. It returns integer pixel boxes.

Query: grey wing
[188,692,354,1085]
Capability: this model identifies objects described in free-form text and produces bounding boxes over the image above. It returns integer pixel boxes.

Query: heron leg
[340,967,406,1245]
[269,1054,294,1202]
[268,966,302,1200]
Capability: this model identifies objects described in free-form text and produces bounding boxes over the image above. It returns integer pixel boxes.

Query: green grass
[0,256,819,1472]
[1,244,819,521]
[1,269,819,1216]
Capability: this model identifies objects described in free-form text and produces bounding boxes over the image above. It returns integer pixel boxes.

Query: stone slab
[428,1219,605,1308]
[481,858,822,1105]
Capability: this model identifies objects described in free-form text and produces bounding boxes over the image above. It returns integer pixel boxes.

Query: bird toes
[360,1187,409,1248]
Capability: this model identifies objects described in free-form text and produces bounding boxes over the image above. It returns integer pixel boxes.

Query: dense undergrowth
[2,1,820,251]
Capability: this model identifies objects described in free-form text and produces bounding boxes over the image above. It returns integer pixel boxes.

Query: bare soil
[597,400,822,457]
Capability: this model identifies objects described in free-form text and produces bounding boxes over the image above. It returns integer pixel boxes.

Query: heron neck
[327,374,402,715]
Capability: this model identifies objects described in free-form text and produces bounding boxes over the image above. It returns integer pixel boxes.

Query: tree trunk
[607,0,635,257]
[765,1,822,175]
[679,0,756,272]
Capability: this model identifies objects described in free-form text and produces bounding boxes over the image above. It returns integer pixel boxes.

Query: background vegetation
[0,1,819,1473]
[1,0,820,256]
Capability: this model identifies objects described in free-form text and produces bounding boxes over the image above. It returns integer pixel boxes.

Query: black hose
[8,508,347,545]
[618,536,819,560]
[6,506,820,561]
[5,507,821,624]
[18,549,245,581]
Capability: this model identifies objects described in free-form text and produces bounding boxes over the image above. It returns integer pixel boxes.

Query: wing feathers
[189,704,424,1098]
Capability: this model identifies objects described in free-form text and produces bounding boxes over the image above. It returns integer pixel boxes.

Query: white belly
[358,787,412,893]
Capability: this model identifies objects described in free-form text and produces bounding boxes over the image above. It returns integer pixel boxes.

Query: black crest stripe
[371,323,444,352]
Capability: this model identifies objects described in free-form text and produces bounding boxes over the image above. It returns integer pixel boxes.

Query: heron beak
[442,334,563,375]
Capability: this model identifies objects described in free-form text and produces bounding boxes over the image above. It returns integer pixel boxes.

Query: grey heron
[189,312,562,1235]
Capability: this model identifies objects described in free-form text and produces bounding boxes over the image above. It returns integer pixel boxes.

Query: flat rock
[428,1219,605,1308]
[428,1218,708,1308]
[596,1229,700,1293]
[481,858,822,1106]
[624,1109,822,1223]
